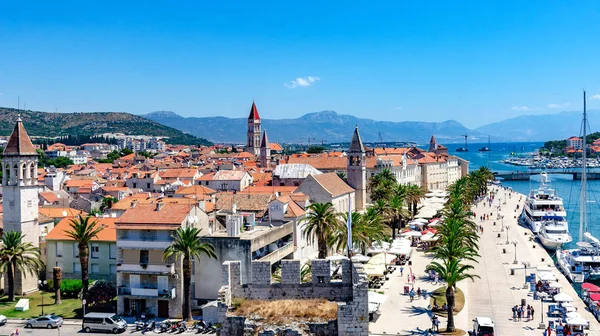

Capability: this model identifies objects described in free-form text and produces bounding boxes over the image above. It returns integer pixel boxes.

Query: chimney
[130,200,138,208]
[226,214,242,237]
[197,200,206,212]
[155,201,164,211]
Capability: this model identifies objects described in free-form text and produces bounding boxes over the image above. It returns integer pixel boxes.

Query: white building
[567,136,583,150]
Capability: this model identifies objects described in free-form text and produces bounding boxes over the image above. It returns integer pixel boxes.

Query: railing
[116,240,171,249]
[118,287,176,299]
[258,243,295,263]
[117,263,175,274]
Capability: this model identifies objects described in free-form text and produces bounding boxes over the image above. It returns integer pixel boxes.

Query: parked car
[82,313,127,333]
[470,316,495,336]
[0,315,7,325]
[26,314,64,329]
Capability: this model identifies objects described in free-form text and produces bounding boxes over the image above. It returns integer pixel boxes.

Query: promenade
[467,185,600,335]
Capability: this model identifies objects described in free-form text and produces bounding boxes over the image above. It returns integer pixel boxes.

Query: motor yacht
[537,215,572,250]
[557,233,600,283]
[521,172,567,233]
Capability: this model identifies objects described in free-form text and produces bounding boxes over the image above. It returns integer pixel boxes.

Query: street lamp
[522,261,531,288]
[38,279,47,315]
[512,241,518,264]
[538,292,547,329]
[505,224,510,245]
[500,215,505,232]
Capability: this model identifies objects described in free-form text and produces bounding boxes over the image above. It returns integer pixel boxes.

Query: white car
[471,317,495,336]
[0,315,7,325]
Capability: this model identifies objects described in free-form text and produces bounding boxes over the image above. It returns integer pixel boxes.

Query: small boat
[479,136,491,152]
[456,134,468,152]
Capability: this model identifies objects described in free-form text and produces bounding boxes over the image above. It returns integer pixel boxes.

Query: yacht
[456,134,468,152]
[521,172,567,233]
[537,215,572,250]
[557,91,600,283]
[478,136,491,152]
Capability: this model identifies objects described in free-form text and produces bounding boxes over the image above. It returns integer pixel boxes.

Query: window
[73,263,81,273]
[140,250,149,264]
[109,264,117,275]
[91,243,99,259]
[109,244,116,259]
[56,242,63,257]
[73,243,79,257]
[91,264,99,274]
[220,183,228,190]
[132,183,137,188]
[147,183,151,189]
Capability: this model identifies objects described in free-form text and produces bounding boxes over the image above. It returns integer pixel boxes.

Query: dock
[495,170,600,180]
[467,185,600,335]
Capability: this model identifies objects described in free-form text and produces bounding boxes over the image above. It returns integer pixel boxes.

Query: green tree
[307,145,326,154]
[100,196,118,211]
[65,215,102,302]
[301,203,342,259]
[332,208,388,254]
[405,184,425,218]
[0,231,44,301]
[368,169,397,201]
[163,227,216,321]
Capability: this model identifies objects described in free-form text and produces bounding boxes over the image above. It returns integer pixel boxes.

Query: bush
[87,281,116,306]
[61,279,82,299]
[45,280,54,292]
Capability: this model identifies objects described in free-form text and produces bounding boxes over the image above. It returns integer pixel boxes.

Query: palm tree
[0,231,43,301]
[301,202,341,259]
[164,226,216,321]
[66,215,102,301]
[332,209,387,254]
[386,192,410,239]
[426,258,479,332]
[405,184,425,218]
[368,169,397,201]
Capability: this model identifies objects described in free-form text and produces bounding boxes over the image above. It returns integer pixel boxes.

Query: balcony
[117,240,171,249]
[258,243,296,263]
[117,263,175,274]
[118,287,176,299]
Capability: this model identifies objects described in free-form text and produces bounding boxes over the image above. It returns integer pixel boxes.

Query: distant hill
[475,110,600,142]
[0,108,212,146]
[143,110,481,144]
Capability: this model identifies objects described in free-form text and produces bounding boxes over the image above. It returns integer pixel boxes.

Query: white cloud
[548,102,570,109]
[592,94,600,100]
[284,76,320,89]
[511,106,534,111]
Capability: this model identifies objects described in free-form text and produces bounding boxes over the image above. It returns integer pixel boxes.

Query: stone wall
[217,259,368,336]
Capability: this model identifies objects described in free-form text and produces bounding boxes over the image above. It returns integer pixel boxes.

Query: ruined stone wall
[217,259,368,336]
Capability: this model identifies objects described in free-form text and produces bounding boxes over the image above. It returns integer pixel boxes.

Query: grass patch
[430,286,465,318]
[0,292,115,319]
[230,299,337,325]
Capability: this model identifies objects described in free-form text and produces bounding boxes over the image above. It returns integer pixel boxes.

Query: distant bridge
[494,169,600,181]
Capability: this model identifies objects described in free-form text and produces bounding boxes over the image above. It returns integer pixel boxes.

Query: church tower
[347,126,367,210]
[259,130,271,168]
[429,135,438,152]
[245,101,261,156]
[2,116,41,294]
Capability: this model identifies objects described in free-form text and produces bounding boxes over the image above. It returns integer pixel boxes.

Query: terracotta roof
[159,168,199,179]
[269,143,283,151]
[111,195,195,210]
[248,101,260,120]
[39,207,88,218]
[275,195,306,218]
[287,156,347,170]
[311,172,354,197]
[39,191,60,203]
[64,179,95,187]
[175,185,217,197]
[46,216,117,242]
[3,118,37,155]
[213,170,248,181]
[116,203,193,226]
[215,192,273,214]
[568,136,582,140]
[239,185,298,195]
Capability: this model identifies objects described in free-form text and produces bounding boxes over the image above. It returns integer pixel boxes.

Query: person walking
[417,287,421,299]
[409,289,415,302]
[531,306,535,320]
[400,266,404,276]
[512,305,517,319]
[546,324,552,336]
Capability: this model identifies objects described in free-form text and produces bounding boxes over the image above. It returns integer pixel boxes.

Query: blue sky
[1,1,600,128]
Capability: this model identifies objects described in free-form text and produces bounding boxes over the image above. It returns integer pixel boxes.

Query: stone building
[259,130,271,168]
[295,172,355,214]
[346,127,367,210]
[217,259,369,335]
[1,117,42,294]
[245,101,261,156]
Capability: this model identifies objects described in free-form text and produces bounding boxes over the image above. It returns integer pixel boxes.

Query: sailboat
[456,134,469,152]
[557,91,600,283]
[479,136,491,152]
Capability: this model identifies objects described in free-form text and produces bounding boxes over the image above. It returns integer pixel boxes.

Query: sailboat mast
[580,91,587,242]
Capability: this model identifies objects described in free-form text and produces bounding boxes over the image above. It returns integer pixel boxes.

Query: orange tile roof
[39,191,60,203]
[159,168,198,179]
[111,195,195,210]
[239,185,298,195]
[64,179,95,187]
[311,172,354,197]
[287,156,347,170]
[116,203,192,227]
[4,119,37,155]
[175,185,217,197]
[39,207,88,218]
[269,143,283,151]
[46,216,117,242]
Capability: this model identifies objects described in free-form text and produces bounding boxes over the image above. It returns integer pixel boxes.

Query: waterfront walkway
[467,185,600,335]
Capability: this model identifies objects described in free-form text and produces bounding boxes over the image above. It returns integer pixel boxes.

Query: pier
[494,169,600,180]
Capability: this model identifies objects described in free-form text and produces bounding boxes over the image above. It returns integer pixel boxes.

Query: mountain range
[0,108,212,146]
[144,110,599,144]
[143,110,480,144]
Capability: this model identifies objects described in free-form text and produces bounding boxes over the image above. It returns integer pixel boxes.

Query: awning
[363,264,386,277]
[401,231,422,238]
[326,254,348,261]
[548,281,562,289]
[553,293,573,302]
[368,253,396,265]
[582,282,600,292]
[589,293,600,301]
[351,254,371,263]
[368,291,389,305]
[566,317,589,326]
[539,272,557,281]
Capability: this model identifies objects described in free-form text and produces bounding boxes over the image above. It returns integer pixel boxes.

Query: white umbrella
[368,302,379,314]
[425,192,436,197]
[368,253,396,265]
[566,317,588,326]
[538,272,557,281]
[366,246,386,255]
[368,291,389,305]
[326,253,348,261]
[548,281,563,289]
[412,218,429,224]
[554,293,573,302]
[434,191,447,197]
[428,197,446,203]
[421,234,439,242]
[351,254,370,263]
[566,312,581,319]
[401,231,422,238]
[427,222,442,227]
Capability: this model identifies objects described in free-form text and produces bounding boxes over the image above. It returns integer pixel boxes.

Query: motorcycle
[178,321,187,333]
[135,320,147,331]
[145,321,156,332]
[159,320,172,333]
[192,320,207,333]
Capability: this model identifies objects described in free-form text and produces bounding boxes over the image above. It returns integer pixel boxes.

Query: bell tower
[245,101,261,156]
[2,116,41,294]
[347,126,367,210]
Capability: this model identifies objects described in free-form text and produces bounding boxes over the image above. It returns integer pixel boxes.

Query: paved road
[0,322,216,336]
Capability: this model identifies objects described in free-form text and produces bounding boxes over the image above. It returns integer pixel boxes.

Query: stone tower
[259,130,271,168]
[245,101,261,156]
[2,116,41,294]
[347,126,367,210]
[429,135,438,152]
